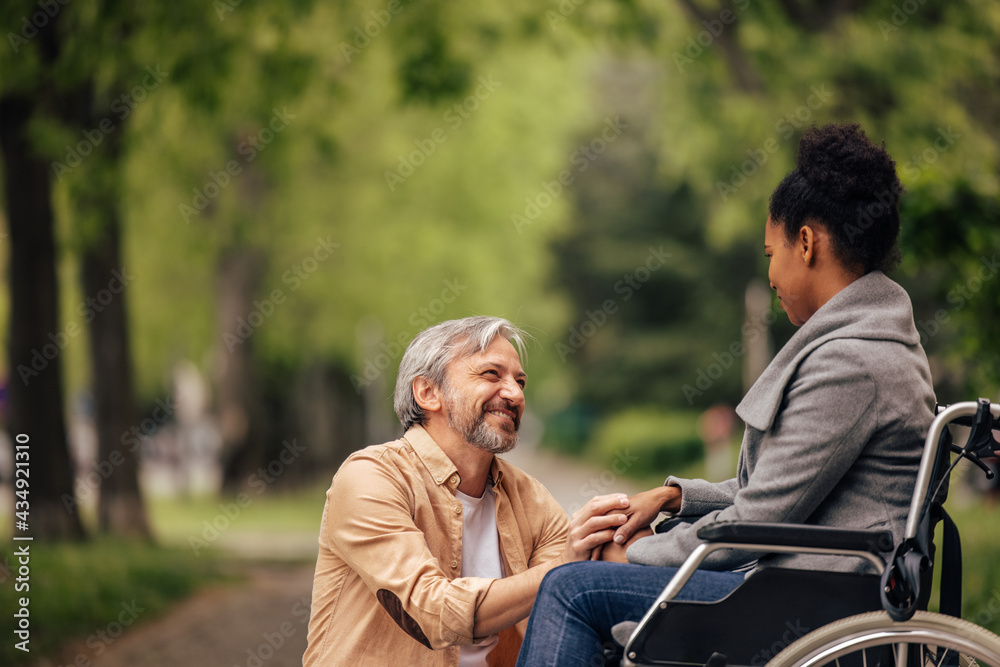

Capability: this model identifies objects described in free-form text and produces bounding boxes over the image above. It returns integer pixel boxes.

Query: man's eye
[516,380,526,389]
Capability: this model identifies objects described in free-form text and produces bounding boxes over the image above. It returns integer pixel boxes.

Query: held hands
[612,485,681,547]
[562,494,631,563]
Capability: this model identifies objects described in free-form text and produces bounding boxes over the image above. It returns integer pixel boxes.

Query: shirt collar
[402,424,504,489]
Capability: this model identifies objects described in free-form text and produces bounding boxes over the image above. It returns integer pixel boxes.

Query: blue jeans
[515,561,745,667]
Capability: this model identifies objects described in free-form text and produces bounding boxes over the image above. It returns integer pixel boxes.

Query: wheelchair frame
[620,400,1000,667]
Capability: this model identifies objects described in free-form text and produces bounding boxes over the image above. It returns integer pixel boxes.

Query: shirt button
[450,560,458,569]
[449,474,458,485]
[436,477,443,483]
[454,505,462,514]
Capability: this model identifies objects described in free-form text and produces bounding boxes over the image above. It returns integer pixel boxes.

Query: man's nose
[499,377,523,402]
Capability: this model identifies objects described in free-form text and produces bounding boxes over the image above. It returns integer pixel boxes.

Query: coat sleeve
[627,340,879,571]
[324,454,493,649]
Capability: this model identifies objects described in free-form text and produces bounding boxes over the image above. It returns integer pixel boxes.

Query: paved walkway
[35,444,641,667]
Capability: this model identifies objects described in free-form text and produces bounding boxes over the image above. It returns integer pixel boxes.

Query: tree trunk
[0,95,87,540]
[80,212,152,539]
[213,248,268,493]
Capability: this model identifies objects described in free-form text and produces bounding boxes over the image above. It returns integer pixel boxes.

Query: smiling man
[303,316,630,667]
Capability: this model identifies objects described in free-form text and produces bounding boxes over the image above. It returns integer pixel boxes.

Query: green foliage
[588,407,704,475]
[0,539,229,666]
[938,499,1000,636]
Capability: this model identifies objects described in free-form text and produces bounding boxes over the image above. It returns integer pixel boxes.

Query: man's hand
[611,486,681,547]
[562,494,631,563]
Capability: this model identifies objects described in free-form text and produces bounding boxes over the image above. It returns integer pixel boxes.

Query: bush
[587,408,704,481]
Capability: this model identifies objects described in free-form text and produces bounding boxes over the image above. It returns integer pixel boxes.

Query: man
[303,316,629,666]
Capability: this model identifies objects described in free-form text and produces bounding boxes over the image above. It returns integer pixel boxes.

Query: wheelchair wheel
[766,611,1000,667]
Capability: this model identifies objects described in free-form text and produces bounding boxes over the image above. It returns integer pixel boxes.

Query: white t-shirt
[456,483,505,667]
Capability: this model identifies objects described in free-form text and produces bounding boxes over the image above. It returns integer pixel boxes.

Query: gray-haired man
[303,316,629,667]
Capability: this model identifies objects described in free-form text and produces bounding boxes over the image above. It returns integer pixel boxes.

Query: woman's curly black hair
[769,123,904,274]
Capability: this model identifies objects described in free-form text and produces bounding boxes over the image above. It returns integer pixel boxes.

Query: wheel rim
[792,627,1000,667]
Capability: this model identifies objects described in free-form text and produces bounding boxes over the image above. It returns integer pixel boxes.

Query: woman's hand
[593,527,653,563]
[611,486,681,546]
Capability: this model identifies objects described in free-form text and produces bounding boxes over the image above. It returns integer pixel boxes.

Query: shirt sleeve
[666,476,740,516]
[523,479,570,569]
[627,341,879,571]
[323,454,493,649]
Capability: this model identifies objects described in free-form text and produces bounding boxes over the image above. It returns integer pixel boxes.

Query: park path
[37,443,642,667]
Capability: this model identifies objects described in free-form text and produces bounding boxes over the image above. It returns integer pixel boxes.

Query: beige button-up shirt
[303,425,569,666]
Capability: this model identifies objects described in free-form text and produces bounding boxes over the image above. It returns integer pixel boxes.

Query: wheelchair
[615,399,1000,667]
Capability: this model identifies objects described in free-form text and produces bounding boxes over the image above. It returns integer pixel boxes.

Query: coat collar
[736,271,920,432]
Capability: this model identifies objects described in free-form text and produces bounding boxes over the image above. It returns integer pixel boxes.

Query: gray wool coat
[627,271,936,574]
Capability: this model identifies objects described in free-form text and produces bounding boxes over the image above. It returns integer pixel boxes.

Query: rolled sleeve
[326,454,491,648]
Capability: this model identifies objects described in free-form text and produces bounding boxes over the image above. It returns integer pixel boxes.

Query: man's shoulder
[335,438,417,476]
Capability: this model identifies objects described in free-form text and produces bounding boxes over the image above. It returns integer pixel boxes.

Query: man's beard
[444,387,519,454]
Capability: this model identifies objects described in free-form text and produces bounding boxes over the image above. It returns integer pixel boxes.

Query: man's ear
[413,377,443,414]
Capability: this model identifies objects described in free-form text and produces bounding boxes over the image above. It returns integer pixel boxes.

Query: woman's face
[764,216,813,326]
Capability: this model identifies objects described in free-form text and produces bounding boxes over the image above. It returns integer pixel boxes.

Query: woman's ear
[799,225,816,266]
[413,377,443,414]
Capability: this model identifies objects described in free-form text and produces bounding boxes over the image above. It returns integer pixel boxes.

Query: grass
[146,482,328,554]
[0,538,234,666]
[0,481,330,666]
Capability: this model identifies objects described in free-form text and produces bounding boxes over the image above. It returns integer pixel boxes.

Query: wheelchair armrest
[696,521,893,555]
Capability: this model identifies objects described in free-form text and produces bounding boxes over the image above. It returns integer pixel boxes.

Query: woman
[515,123,937,666]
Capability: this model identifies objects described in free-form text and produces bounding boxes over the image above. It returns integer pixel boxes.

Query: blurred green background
[0,0,998,663]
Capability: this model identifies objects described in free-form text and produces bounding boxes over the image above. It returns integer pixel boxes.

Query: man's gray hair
[393,316,529,430]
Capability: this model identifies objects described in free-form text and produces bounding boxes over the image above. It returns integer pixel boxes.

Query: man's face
[441,336,526,454]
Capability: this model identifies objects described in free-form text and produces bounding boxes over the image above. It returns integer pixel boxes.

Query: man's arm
[328,452,629,647]
[472,494,631,637]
